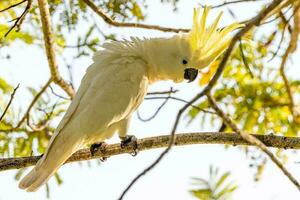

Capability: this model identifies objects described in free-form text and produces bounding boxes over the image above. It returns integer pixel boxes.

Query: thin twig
[260,4,293,26]
[200,0,264,9]
[268,3,300,62]
[0,79,51,132]
[268,23,288,62]
[2,132,300,172]
[147,88,178,95]
[262,0,298,23]
[280,47,295,116]
[118,0,285,199]
[37,0,75,98]
[239,40,254,78]
[279,11,293,33]
[137,96,170,122]
[3,0,32,37]
[207,94,300,191]
[0,84,20,122]
[144,96,215,114]
[27,102,58,132]
[16,79,51,128]
[49,85,71,100]
[82,0,189,33]
[290,3,300,53]
[279,3,300,118]
[137,88,181,121]
[0,0,27,12]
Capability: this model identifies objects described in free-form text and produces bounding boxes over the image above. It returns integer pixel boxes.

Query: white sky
[1,0,300,199]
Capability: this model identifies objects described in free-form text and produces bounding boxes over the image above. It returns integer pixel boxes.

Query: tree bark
[1,132,299,172]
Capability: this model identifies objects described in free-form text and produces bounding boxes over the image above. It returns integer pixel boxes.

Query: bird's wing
[71,58,148,140]
[53,62,101,135]
[19,58,148,192]
[54,57,148,142]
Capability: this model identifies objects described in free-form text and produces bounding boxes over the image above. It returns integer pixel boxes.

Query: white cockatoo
[19,7,242,191]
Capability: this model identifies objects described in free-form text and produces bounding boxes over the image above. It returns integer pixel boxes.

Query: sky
[1,0,300,199]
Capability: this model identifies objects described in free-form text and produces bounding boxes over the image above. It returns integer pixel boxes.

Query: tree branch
[239,40,254,78]
[3,0,32,37]
[144,96,215,114]
[0,84,19,122]
[146,88,178,95]
[280,45,295,116]
[1,132,300,172]
[279,2,300,118]
[200,0,264,9]
[118,1,286,199]
[37,0,75,98]
[0,79,51,132]
[207,94,300,190]
[290,3,300,53]
[0,0,27,13]
[82,0,189,33]
[137,95,170,122]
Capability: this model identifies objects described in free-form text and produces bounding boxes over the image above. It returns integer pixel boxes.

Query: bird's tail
[19,132,82,192]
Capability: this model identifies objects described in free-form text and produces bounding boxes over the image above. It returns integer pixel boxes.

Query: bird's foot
[120,135,138,156]
[90,142,108,161]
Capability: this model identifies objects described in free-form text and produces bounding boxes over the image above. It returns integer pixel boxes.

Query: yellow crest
[188,7,244,68]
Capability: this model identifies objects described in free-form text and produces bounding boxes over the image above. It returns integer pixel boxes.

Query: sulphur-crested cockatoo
[19,7,242,191]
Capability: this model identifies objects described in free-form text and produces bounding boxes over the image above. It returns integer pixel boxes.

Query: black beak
[184,68,198,82]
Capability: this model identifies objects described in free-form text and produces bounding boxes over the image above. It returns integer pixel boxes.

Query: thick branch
[82,0,189,33]
[201,0,264,9]
[1,132,300,172]
[37,0,75,98]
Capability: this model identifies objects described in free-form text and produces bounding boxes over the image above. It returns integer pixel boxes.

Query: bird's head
[146,7,243,83]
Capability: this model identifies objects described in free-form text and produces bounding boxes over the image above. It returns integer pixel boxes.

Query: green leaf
[0,25,34,44]
[0,78,13,93]
[215,172,230,190]
[54,172,63,185]
[14,169,26,181]
[46,183,50,198]
[216,183,237,199]
[191,189,212,200]
[131,2,145,20]
[190,166,237,200]
[78,0,87,11]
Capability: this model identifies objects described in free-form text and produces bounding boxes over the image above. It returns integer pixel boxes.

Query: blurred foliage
[0,83,68,158]
[190,166,237,200]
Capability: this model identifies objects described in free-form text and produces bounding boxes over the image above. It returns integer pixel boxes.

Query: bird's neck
[135,38,171,83]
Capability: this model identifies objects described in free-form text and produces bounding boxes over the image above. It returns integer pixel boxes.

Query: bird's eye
[182,59,188,65]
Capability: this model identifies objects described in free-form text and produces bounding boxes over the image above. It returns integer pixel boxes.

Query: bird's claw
[90,142,108,161]
[120,135,138,156]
